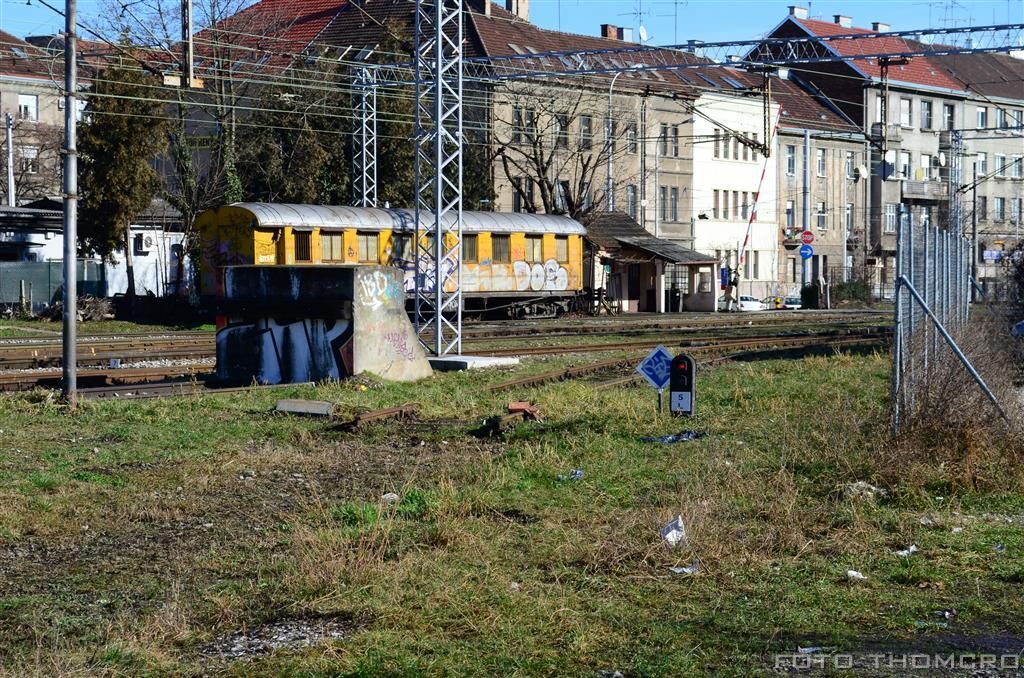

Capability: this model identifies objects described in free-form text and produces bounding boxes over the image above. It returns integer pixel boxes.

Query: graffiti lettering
[216,317,353,385]
[383,330,416,361]
[512,258,569,292]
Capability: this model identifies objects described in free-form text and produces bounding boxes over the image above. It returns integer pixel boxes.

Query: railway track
[0,311,890,370]
[0,326,889,398]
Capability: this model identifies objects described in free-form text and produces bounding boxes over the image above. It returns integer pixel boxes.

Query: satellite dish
[938,151,947,167]
[854,164,868,181]
[884,150,896,163]
[638,25,649,43]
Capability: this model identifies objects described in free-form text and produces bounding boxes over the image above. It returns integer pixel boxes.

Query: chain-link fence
[0,261,106,313]
[890,211,1008,432]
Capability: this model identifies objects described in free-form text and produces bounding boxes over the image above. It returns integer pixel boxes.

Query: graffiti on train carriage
[513,259,570,292]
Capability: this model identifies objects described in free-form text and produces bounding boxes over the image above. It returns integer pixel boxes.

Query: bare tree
[0,118,62,204]
[493,82,638,220]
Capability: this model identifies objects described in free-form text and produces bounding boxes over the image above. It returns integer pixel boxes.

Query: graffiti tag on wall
[216,317,353,385]
[358,270,403,309]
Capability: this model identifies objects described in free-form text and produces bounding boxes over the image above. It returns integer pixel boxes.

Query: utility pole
[182,0,194,88]
[5,113,14,207]
[971,162,978,301]
[62,0,78,405]
[802,128,810,286]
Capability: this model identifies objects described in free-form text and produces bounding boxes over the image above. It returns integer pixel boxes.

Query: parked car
[782,296,802,310]
[719,295,768,311]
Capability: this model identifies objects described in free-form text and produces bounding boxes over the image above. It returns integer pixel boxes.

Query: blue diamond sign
[637,344,673,391]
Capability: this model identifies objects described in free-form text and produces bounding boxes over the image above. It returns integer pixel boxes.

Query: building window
[816,148,826,176]
[626,122,637,153]
[555,235,568,263]
[741,191,749,219]
[556,180,570,212]
[524,234,543,263]
[845,151,855,179]
[554,113,568,149]
[943,103,955,130]
[732,190,740,219]
[658,124,669,156]
[845,203,854,234]
[920,100,933,129]
[492,234,511,263]
[995,154,1007,177]
[512,106,535,144]
[899,151,911,179]
[1013,155,1023,179]
[722,133,730,160]
[977,152,988,175]
[741,135,749,161]
[462,233,478,262]
[713,129,720,158]
[752,133,759,160]
[626,185,637,219]
[579,115,593,150]
[722,190,729,219]
[671,125,680,157]
[16,145,38,174]
[713,189,720,219]
[786,145,795,175]
[659,185,668,221]
[920,154,932,180]
[900,98,912,127]
[787,256,797,283]
[1014,198,1022,224]
[294,231,312,262]
[885,203,898,233]
[816,202,826,229]
[357,231,378,262]
[977,106,988,129]
[17,94,37,121]
[512,176,533,213]
[670,187,679,221]
[733,136,740,159]
[785,199,795,229]
[997,108,1009,129]
[995,197,1006,221]
[978,196,987,221]
[321,231,344,261]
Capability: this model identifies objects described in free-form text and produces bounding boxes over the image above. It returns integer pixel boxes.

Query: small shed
[584,212,719,313]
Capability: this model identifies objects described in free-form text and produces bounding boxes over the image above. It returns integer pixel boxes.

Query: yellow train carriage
[198,204,586,314]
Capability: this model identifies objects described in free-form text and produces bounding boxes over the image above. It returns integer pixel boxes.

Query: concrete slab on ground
[429,355,521,372]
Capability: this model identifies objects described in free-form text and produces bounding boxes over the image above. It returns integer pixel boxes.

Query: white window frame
[815,201,827,230]
[17,94,38,122]
[816,148,826,177]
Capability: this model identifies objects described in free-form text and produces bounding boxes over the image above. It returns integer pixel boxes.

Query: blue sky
[0,0,1021,45]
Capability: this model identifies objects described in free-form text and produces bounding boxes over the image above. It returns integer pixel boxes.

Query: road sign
[799,244,814,260]
[669,353,696,416]
[801,230,815,245]
[636,344,673,391]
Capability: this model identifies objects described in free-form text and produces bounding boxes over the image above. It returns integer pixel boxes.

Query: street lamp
[606,65,642,212]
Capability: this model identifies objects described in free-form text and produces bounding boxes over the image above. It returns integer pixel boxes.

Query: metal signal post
[62,0,78,404]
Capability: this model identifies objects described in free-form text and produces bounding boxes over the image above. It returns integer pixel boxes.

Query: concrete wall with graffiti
[215,266,432,385]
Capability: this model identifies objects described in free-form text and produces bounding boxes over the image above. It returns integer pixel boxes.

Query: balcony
[902,180,948,201]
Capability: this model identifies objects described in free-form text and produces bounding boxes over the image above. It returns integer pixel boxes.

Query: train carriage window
[357,231,378,262]
[391,233,412,262]
[294,231,312,262]
[555,235,568,263]
[462,234,478,262]
[492,234,511,263]
[525,235,543,263]
[321,231,344,261]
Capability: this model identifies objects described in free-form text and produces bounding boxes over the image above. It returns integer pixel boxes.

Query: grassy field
[0,350,1022,676]
[0,319,215,338]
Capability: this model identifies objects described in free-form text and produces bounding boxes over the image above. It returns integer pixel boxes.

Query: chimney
[484,0,491,16]
[618,27,633,42]
[833,15,852,28]
[505,0,528,21]
[788,5,808,19]
[601,23,617,39]
[872,21,890,32]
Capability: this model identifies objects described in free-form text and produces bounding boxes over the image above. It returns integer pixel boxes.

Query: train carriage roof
[224,203,587,235]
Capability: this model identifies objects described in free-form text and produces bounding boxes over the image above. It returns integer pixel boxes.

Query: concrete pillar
[655,260,666,313]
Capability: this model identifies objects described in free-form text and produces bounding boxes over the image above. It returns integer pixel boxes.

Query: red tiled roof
[0,30,55,80]
[772,75,860,133]
[791,17,966,92]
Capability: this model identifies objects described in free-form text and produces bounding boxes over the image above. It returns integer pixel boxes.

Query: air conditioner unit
[133,233,152,255]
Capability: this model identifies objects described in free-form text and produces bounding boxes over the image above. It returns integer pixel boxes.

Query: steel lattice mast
[414,0,463,356]
[353,67,378,208]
